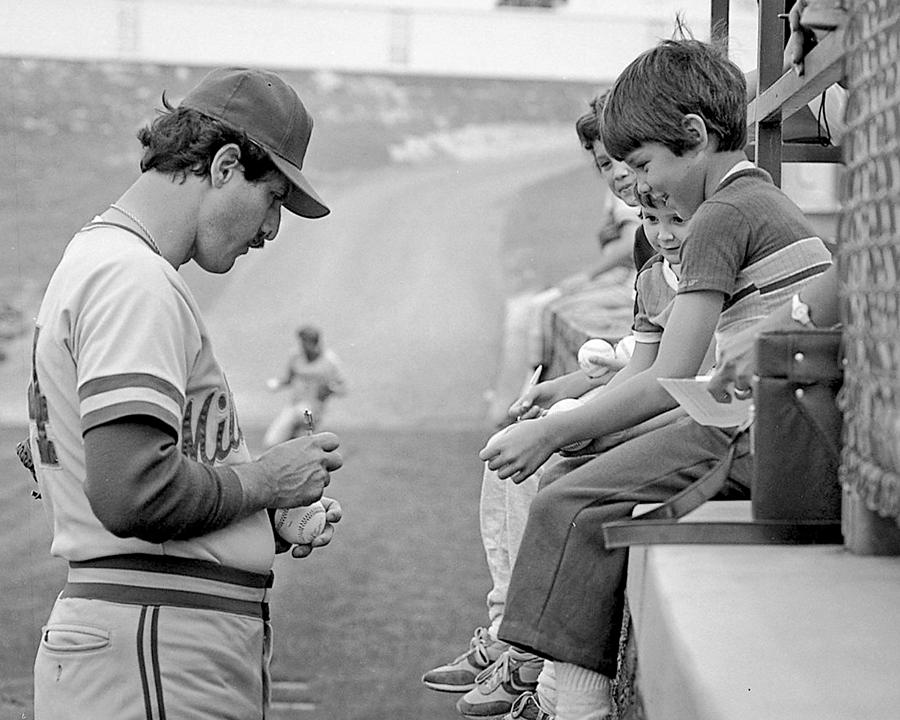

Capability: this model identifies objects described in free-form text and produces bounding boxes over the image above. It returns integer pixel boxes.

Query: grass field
[0,422,496,720]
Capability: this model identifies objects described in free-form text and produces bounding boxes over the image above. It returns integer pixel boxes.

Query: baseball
[273,501,328,545]
[545,398,592,452]
[615,335,635,363]
[578,338,617,378]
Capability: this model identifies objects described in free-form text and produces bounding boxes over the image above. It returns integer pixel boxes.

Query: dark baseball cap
[180,67,329,218]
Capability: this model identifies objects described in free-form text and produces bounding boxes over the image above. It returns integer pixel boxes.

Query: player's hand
[479,419,556,483]
[290,496,343,558]
[508,379,562,422]
[707,325,760,403]
[257,432,342,508]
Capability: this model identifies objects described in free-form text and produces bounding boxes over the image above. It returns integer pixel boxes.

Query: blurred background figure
[265,324,348,446]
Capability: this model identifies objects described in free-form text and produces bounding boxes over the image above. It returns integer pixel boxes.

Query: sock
[536,660,557,714]
[555,662,612,720]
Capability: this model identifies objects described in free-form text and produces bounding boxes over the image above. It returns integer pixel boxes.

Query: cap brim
[269,153,330,219]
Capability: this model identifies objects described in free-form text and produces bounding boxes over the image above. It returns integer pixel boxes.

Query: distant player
[264,324,347,447]
[25,67,344,719]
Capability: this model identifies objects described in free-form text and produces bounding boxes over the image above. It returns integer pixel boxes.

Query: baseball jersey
[284,348,346,406]
[27,221,274,573]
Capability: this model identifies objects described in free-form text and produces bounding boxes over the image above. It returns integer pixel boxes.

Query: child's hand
[581,354,627,377]
[707,325,759,403]
[508,380,560,421]
[479,419,557,483]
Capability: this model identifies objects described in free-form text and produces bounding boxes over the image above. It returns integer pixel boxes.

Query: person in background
[264,324,347,447]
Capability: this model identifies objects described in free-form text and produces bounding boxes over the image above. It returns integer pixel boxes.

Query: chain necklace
[108,203,162,256]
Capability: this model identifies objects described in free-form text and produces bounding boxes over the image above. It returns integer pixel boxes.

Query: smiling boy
[480,39,833,720]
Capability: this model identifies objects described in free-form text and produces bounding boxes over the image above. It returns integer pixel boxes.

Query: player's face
[641,204,688,267]
[195,168,289,273]
[626,142,704,219]
[590,139,637,207]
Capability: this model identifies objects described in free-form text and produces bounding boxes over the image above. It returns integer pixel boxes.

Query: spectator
[480,38,833,720]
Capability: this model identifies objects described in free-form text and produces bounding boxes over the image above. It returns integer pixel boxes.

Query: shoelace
[474,650,511,690]
[510,691,552,720]
[451,627,492,665]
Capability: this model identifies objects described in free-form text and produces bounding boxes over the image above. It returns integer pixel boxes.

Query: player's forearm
[84,419,245,542]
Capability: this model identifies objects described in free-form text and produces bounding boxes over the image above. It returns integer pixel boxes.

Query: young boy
[421,93,648,720]
[480,39,833,720]
[456,190,700,720]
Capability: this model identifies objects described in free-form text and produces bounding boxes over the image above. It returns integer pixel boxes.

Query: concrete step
[626,501,900,720]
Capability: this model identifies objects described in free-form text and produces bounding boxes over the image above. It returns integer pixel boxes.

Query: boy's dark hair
[574,90,610,152]
[635,189,667,210]
[601,39,747,160]
[137,93,278,183]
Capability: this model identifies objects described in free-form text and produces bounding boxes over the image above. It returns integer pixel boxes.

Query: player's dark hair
[575,90,610,152]
[137,92,278,183]
[601,39,747,160]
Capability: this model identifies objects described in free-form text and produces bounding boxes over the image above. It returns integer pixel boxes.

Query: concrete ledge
[626,501,900,720]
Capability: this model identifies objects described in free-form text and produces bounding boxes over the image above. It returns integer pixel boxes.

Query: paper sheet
[658,375,752,428]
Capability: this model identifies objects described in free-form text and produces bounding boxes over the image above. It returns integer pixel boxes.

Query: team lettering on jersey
[181,387,243,465]
[27,327,59,466]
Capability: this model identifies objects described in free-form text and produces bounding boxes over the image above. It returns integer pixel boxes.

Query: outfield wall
[0,0,759,82]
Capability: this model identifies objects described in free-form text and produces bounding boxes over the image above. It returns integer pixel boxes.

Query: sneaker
[502,692,555,720]
[456,650,543,718]
[422,627,509,693]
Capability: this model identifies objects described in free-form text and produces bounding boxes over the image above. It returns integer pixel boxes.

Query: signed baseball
[545,398,592,452]
[577,338,617,378]
[273,501,327,545]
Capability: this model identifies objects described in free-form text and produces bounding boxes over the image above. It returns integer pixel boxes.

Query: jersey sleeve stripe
[81,401,181,435]
[79,373,184,407]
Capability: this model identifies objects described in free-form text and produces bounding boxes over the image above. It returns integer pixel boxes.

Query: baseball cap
[180,67,329,218]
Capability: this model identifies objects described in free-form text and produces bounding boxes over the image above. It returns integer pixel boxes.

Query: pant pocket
[40,624,110,653]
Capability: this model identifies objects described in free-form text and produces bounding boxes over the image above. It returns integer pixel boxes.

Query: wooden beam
[754,0,787,185]
[748,27,846,126]
[745,143,843,163]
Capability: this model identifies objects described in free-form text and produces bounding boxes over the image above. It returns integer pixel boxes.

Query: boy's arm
[510,369,606,421]
[546,291,721,440]
[481,291,722,482]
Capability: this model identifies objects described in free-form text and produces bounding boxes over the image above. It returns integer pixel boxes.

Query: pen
[303,409,315,435]
[516,364,543,421]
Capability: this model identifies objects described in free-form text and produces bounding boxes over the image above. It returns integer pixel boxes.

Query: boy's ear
[210,143,242,188]
[681,114,710,151]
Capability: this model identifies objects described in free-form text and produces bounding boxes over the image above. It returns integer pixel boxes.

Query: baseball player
[264,324,347,447]
[25,67,342,719]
